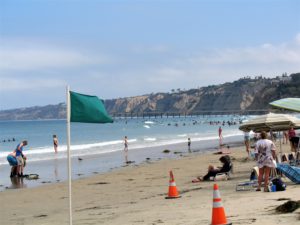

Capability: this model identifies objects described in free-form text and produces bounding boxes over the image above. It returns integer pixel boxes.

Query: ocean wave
[144,121,155,124]
[144,137,156,141]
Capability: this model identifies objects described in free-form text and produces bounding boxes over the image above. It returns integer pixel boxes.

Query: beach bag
[250,170,257,180]
[250,167,259,181]
[271,177,286,191]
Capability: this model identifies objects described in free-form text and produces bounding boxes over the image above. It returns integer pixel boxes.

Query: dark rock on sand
[173,151,183,154]
[276,200,300,213]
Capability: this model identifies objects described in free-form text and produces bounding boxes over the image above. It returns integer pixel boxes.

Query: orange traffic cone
[165,170,181,199]
[211,184,231,225]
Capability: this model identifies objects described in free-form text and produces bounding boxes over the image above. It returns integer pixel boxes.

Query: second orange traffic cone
[211,183,231,225]
[165,170,181,199]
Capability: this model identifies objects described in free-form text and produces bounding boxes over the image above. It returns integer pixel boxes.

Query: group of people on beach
[193,126,299,193]
[6,134,59,178]
[6,123,298,195]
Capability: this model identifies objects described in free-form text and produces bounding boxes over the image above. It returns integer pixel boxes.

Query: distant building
[280,76,291,83]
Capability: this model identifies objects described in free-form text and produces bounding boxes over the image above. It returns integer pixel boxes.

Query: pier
[111,109,269,119]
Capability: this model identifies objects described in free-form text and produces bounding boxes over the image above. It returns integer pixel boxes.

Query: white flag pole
[66,86,73,225]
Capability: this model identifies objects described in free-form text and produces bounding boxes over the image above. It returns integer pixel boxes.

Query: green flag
[70,91,113,123]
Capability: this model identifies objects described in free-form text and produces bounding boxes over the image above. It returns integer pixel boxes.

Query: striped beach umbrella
[239,113,300,132]
[270,98,300,112]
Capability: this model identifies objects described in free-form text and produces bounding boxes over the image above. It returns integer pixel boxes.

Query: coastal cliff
[105,73,300,114]
[1,73,299,120]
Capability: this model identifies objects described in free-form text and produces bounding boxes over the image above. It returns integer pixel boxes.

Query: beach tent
[66,88,113,225]
[239,113,300,132]
[269,98,300,113]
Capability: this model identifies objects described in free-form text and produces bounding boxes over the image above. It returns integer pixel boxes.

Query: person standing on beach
[15,140,28,177]
[53,134,58,153]
[283,131,289,144]
[254,131,276,192]
[187,138,191,152]
[218,126,223,144]
[124,136,129,163]
[288,126,296,152]
[244,131,250,157]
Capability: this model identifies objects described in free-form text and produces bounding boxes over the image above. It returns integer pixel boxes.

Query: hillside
[1,73,299,120]
[105,73,300,114]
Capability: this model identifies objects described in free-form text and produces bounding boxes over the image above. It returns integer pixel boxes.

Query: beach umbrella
[269,98,300,113]
[239,113,300,132]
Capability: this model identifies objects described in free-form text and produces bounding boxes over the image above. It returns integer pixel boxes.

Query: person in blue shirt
[15,140,28,177]
[7,151,18,177]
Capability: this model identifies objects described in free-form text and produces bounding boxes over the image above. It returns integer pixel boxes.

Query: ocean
[0,115,247,191]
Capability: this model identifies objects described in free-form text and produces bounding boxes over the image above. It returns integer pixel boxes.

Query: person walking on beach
[15,140,28,177]
[124,136,129,163]
[187,138,191,152]
[254,131,276,192]
[53,134,58,153]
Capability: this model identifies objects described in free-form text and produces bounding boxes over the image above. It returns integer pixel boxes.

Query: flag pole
[66,86,73,225]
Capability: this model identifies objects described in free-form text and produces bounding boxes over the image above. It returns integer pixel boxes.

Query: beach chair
[214,163,233,181]
[236,180,258,191]
[288,153,295,164]
[250,166,278,178]
[281,153,289,163]
[276,163,300,184]
[236,166,276,191]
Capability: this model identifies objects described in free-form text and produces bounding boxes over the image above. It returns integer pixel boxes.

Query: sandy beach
[0,142,299,225]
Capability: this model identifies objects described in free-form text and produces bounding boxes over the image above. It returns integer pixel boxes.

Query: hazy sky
[1,0,300,110]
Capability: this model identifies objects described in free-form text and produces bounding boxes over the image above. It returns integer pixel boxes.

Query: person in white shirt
[254,131,276,192]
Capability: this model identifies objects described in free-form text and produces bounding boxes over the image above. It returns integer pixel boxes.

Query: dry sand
[0,143,299,225]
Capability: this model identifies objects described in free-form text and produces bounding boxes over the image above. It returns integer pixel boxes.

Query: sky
[0,0,300,110]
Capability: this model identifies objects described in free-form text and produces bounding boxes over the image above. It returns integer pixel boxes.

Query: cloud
[187,33,300,65]
[1,33,300,109]
[0,40,109,71]
[131,44,170,54]
[146,67,187,84]
[0,77,66,91]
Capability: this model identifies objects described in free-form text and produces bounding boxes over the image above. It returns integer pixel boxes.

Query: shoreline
[0,141,299,225]
[0,135,241,191]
